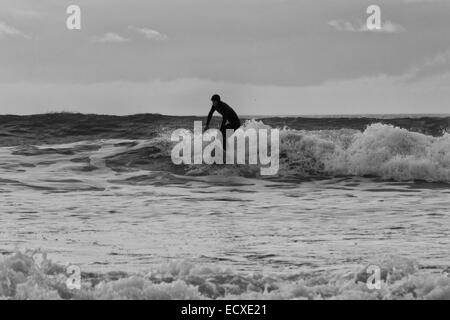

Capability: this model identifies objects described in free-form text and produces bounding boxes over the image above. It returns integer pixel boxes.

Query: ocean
[0,113,449,299]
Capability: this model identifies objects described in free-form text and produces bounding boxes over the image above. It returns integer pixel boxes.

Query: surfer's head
[211,94,221,107]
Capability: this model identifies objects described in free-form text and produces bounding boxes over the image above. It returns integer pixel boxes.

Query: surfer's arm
[205,107,215,131]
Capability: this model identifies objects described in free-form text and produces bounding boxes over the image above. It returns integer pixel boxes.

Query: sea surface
[0,113,449,299]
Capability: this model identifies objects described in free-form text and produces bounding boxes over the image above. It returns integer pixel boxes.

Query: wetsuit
[205,101,241,144]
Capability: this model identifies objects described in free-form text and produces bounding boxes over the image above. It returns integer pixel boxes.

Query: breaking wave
[3,119,450,183]
[157,120,450,182]
[1,250,449,300]
[277,122,450,182]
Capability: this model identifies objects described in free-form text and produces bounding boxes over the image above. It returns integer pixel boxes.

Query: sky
[0,0,449,115]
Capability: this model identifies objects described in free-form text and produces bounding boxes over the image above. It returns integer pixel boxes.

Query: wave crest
[173,120,450,182]
[285,122,450,181]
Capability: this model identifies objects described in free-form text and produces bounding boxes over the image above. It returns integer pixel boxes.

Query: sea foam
[1,251,449,300]
[179,121,450,182]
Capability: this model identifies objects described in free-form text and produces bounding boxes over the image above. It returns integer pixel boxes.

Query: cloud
[92,32,129,43]
[405,49,450,82]
[380,21,407,33]
[6,8,41,19]
[0,21,30,39]
[129,26,168,41]
[328,20,405,33]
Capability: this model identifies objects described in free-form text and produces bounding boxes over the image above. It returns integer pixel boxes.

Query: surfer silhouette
[204,94,241,149]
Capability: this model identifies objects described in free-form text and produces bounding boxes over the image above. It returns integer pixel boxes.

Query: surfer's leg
[220,126,227,150]
[222,123,237,151]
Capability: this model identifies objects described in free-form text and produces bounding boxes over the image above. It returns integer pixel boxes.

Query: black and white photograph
[0,0,450,304]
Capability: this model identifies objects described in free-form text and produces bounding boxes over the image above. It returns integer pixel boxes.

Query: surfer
[204,94,241,148]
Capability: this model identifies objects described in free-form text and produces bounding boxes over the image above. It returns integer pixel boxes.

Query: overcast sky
[0,0,449,115]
